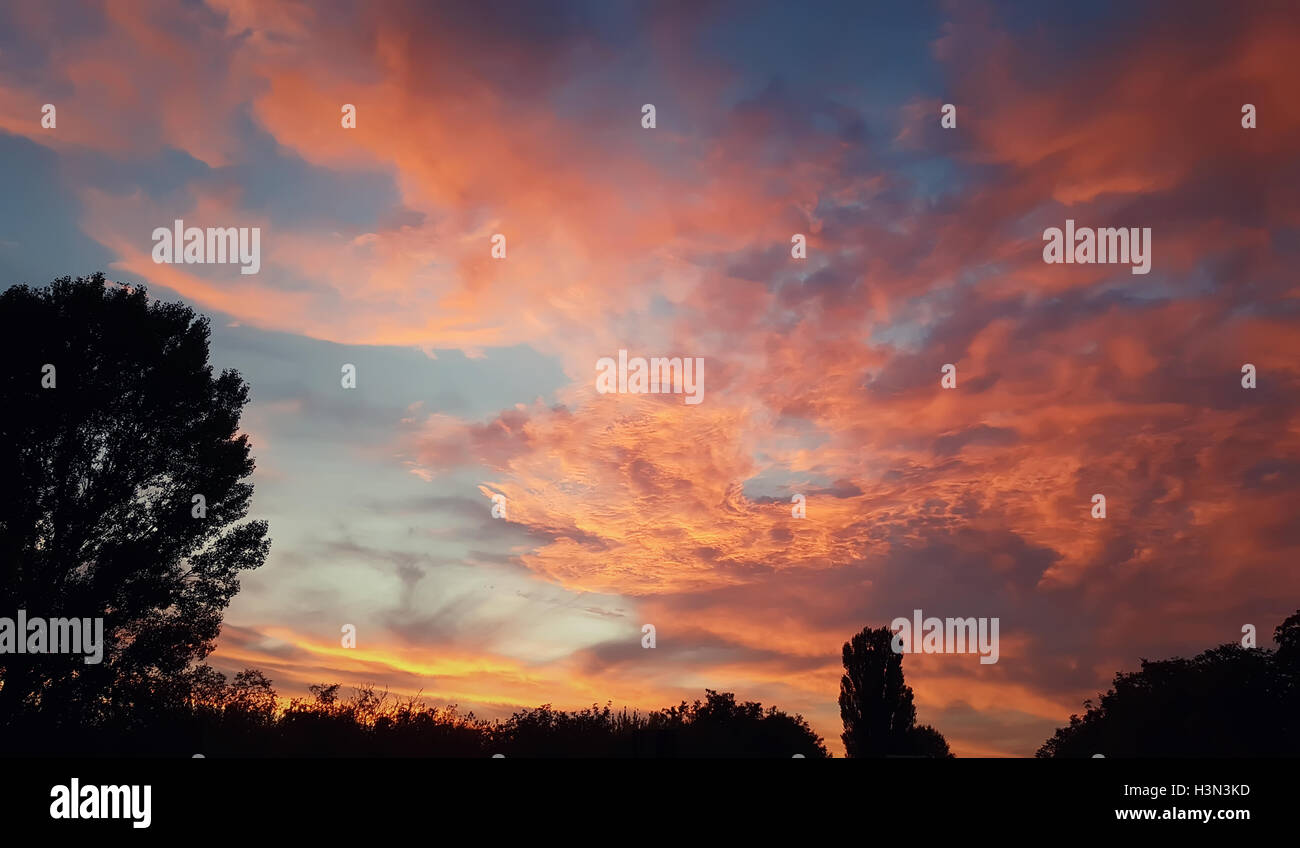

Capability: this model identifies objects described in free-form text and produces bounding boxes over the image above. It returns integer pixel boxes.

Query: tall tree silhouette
[1037,609,1300,757]
[839,625,952,757]
[0,274,269,725]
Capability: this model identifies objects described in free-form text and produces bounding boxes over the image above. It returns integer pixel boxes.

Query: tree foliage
[1038,610,1300,757]
[839,625,953,757]
[0,275,269,724]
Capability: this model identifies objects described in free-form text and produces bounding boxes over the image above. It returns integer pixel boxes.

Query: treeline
[1037,610,1300,757]
[0,667,829,757]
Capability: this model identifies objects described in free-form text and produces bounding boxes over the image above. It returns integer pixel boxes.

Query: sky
[1,0,1298,756]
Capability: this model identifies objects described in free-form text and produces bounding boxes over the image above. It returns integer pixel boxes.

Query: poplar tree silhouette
[0,274,269,726]
[839,625,952,757]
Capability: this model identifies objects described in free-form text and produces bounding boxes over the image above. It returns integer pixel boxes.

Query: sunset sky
[2,0,1298,756]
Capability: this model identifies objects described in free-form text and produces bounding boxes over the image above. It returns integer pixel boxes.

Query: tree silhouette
[2,666,832,756]
[1037,610,1300,757]
[839,625,953,757]
[0,274,269,727]
[495,690,829,757]
[0,275,830,759]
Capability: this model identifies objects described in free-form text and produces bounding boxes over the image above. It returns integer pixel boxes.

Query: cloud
[2,0,1297,755]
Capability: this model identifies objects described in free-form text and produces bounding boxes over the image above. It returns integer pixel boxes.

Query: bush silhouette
[1,661,830,757]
